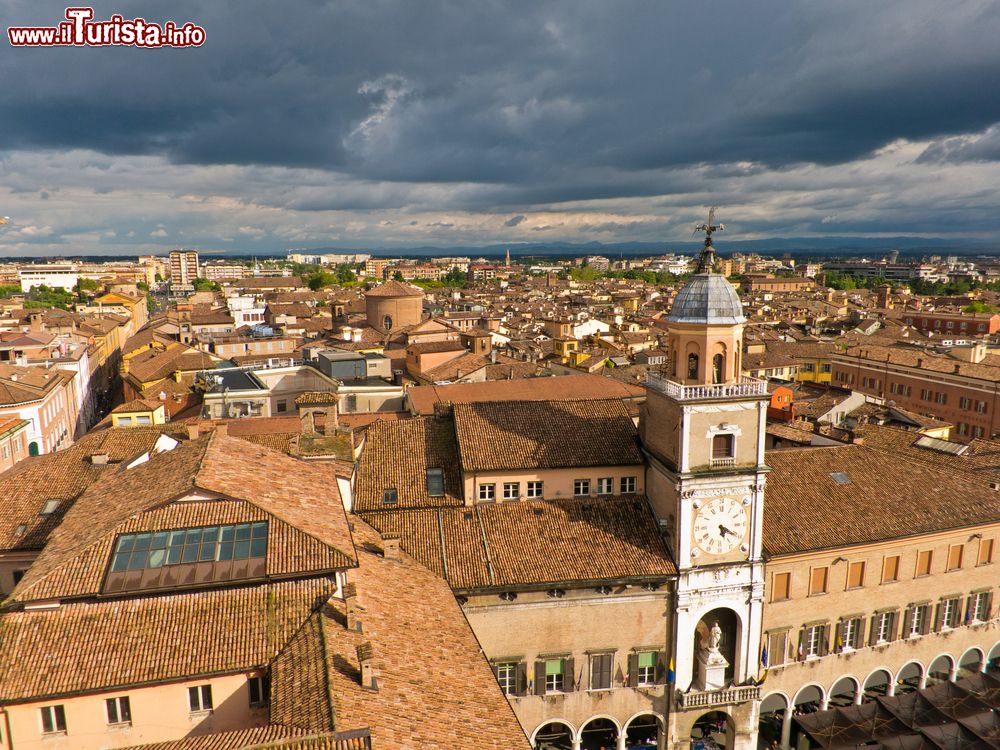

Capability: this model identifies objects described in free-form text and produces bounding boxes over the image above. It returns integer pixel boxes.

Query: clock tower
[639,213,767,750]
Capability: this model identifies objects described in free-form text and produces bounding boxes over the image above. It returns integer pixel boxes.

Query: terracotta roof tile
[454,398,643,472]
[363,495,675,590]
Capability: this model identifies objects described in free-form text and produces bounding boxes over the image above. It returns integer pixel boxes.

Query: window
[687,353,699,379]
[971,591,993,622]
[882,555,900,583]
[920,388,932,402]
[479,483,496,502]
[620,476,637,494]
[846,561,865,590]
[106,696,131,725]
[494,662,518,695]
[503,482,520,500]
[590,653,613,690]
[383,488,398,505]
[767,630,788,667]
[573,479,590,497]
[136,415,151,425]
[596,477,613,495]
[276,400,287,413]
[109,523,268,574]
[840,617,863,650]
[804,624,826,658]
[935,392,947,405]
[973,426,985,439]
[189,685,213,713]
[636,651,656,685]
[119,416,133,426]
[960,397,972,410]
[712,433,735,459]
[248,675,271,707]
[907,604,930,637]
[938,598,961,630]
[809,567,828,596]
[947,544,963,571]
[978,539,994,566]
[12,569,25,585]
[526,481,543,498]
[914,550,932,577]
[382,314,393,331]
[821,363,832,373]
[40,705,66,734]
[772,572,791,602]
[544,659,564,693]
[872,611,894,645]
[39,499,60,516]
[976,401,988,414]
[426,469,444,497]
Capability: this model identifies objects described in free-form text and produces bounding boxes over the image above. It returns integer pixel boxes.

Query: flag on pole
[667,657,675,685]
[760,644,769,669]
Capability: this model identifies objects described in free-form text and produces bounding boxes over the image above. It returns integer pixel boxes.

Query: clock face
[693,497,748,556]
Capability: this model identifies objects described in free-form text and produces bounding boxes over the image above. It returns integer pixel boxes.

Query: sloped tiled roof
[364,280,423,298]
[354,416,463,512]
[9,433,356,603]
[0,577,334,702]
[363,495,676,590]
[763,430,1000,556]
[453,398,643,472]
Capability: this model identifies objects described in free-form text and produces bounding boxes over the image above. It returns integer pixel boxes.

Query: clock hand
[718,524,734,538]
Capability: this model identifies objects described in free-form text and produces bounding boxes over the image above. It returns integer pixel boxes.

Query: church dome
[666,273,745,325]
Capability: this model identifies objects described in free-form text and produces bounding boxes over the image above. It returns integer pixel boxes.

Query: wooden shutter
[966,595,975,623]
[987,591,995,620]
[627,653,639,687]
[534,661,545,696]
[797,629,805,661]
[921,605,932,635]
[887,610,899,642]
[819,624,831,656]
[934,603,946,632]
[834,621,845,652]
[868,615,879,646]
[562,658,575,692]
[598,654,613,689]
[902,607,913,638]
[655,652,667,684]
[515,662,527,696]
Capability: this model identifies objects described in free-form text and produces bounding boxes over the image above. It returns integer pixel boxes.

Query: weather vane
[693,207,724,273]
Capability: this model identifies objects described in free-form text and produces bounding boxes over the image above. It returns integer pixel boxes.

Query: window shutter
[627,653,639,687]
[887,610,899,642]
[820,624,831,656]
[934,603,946,632]
[515,662,528,696]
[563,658,575,692]
[655,652,667,684]
[987,591,995,620]
[902,607,913,638]
[921,606,932,635]
[966,595,975,623]
[834,621,845,652]
[534,661,545,696]
[868,616,879,647]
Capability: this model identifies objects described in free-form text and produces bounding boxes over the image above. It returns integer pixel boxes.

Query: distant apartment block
[17,264,79,292]
[168,250,199,287]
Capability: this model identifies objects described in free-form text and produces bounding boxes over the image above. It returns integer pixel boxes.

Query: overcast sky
[2,0,1000,256]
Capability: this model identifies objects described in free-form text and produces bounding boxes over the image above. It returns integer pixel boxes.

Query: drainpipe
[2,705,14,750]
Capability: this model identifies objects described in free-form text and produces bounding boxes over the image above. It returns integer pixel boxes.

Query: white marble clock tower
[639,216,768,750]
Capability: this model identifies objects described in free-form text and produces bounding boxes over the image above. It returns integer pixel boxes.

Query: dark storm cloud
[3,0,1000,199]
[503,215,526,227]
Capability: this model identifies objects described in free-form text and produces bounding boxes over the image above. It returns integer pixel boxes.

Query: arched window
[687,353,699,380]
[28,441,39,457]
[382,314,393,331]
[713,353,725,384]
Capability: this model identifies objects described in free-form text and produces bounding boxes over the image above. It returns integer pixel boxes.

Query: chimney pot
[344,582,362,632]
[357,642,377,691]
[186,424,200,440]
[215,422,228,436]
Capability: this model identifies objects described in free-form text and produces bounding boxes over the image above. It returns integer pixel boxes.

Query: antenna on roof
[693,207,725,273]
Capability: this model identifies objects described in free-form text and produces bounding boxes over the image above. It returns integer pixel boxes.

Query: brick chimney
[344,582,362,633]
[186,424,200,440]
[357,642,377,691]
[382,534,402,560]
[215,422,228,436]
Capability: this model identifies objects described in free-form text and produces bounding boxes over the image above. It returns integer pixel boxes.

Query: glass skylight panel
[110,522,267,573]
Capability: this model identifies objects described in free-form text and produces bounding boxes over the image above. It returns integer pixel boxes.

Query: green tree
[192,278,221,292]
[963,301,996,314]
[24,285,75,310]
[306,270,336,291]
[393,270,404,281]
[0,284,21,298]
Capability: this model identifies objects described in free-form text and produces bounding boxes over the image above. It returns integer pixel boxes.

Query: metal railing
[645,372,768,401]
[677,685,761,708]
